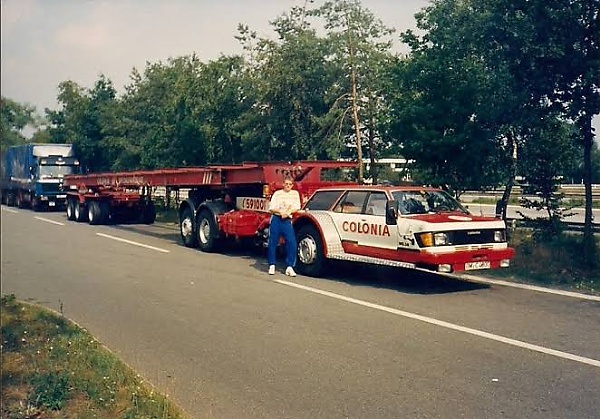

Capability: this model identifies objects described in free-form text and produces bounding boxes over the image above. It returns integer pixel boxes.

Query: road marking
[276,279,600,368]
[34,216,65,226]
[459,274,600,302]
[96,233,170,253]
[1,207,19,214]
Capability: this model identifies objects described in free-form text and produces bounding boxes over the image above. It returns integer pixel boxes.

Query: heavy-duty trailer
[63,160,514,277]
[63,161,356,250]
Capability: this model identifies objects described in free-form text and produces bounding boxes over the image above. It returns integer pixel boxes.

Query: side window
[304,190,344,211]
[365,192,388,216]
[333,191,369,214]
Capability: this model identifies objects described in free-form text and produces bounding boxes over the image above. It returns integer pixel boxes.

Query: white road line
[276,279,600,368]
[34,216,65,226]
[96,233,170,253]
[1,207,19,214]
[459,274,600,302]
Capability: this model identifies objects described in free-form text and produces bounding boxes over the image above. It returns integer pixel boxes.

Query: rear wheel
[88,201,103,225]
[197,209,221,252]
[74,201,87,222]
[140,201,156,224]
[296,224,327,277]
[180,207,198,248]
[66,199,76,221]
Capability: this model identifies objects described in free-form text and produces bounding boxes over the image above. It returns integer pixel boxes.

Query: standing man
[268,177,301,276]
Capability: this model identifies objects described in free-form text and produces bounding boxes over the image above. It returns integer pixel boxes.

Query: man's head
[283,177,294,192]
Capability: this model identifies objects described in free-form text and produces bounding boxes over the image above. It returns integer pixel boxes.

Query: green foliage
[31,371,70,410]
[489,229,600,292]
[0,97,36,152]
[1,296,185,418]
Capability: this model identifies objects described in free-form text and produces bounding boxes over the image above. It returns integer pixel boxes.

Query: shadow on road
[108,222,489,295]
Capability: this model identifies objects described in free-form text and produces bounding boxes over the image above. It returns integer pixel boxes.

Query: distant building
[364,157,414,184]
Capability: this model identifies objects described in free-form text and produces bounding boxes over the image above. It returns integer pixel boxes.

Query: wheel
[296,224,327,277]
[140,201,156,224]
[15,192,25,209]
[74,202,87,222]
[99,201,110,224]
[197,209,221,252]
[66,199,76,221]
[88,201,103,225]
[32,196,42,212]
[180,207,198,248]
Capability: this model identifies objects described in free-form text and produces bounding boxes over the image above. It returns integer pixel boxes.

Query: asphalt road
[1,207,599,419]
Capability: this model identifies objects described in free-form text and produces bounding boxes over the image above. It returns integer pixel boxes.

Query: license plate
[465,261,490,270]
[49,202,56,207]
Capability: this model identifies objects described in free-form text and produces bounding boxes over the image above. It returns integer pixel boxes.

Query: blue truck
[0,143,80,211]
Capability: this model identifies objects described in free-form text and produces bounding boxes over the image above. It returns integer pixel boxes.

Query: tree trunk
[499,129,518,220]
[368,106,377,184]
[581,113,596,266]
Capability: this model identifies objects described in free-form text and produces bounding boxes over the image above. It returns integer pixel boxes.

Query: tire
[16,192,25,209]
[296,224,327,277]
[99,201,110,224]
[197,209,221,252]
[180,207,198,248]
[66,199,76,221]
[88,201,103,225]
[140,201,156,224]
[32,196,42,212]
[74,201,87,222]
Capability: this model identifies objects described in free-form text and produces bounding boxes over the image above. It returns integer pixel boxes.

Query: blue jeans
[268,215,297,267]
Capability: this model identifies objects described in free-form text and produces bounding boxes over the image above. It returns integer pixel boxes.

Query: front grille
[37,183,61,194]
[451,229,497,245]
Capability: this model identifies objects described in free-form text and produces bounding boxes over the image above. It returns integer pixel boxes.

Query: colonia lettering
[342,221,390,236]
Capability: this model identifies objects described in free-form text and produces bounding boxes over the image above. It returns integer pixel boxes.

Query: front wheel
[197,210,221,253]
[180,207,198,248]
[296,224,327,277]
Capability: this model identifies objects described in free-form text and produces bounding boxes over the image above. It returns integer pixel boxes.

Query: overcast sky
[1,0,597,138]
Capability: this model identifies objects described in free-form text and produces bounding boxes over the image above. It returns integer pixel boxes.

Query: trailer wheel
[180,207,198,248]
[88,201,103,225]
[99,201,110,224]
[197,210,220,253]
[66,199,76,221]
[296,225,327,277]
[140,201,156,224]
[74,202,87,222]
[15,192,25,209]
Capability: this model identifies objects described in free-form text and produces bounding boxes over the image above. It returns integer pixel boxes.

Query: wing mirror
[386,200,399,225]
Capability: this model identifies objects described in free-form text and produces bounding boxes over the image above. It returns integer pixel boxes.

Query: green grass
[480,229,600,294]
[1,294,186,418]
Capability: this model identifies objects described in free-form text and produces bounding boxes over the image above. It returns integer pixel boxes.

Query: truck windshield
[39,165,77,178]
[392,190,469,215]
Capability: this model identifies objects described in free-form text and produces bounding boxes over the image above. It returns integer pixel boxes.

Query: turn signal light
[262,184,270,198]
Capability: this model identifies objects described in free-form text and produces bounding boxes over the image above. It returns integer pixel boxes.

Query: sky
[1,0,597,138]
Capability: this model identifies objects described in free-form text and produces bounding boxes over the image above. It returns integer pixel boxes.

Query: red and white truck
[63,161,514,277]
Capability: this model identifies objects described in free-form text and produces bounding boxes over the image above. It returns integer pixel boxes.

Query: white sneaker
[285,267,297,277]
[268,265,275,275]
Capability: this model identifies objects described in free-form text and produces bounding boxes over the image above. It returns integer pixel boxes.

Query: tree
[313,0,396,182]
[1,97,36,152]
[46,76,119,172]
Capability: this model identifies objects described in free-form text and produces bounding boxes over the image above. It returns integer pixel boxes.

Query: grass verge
[0,294,186,418]
[480,229,600,295]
